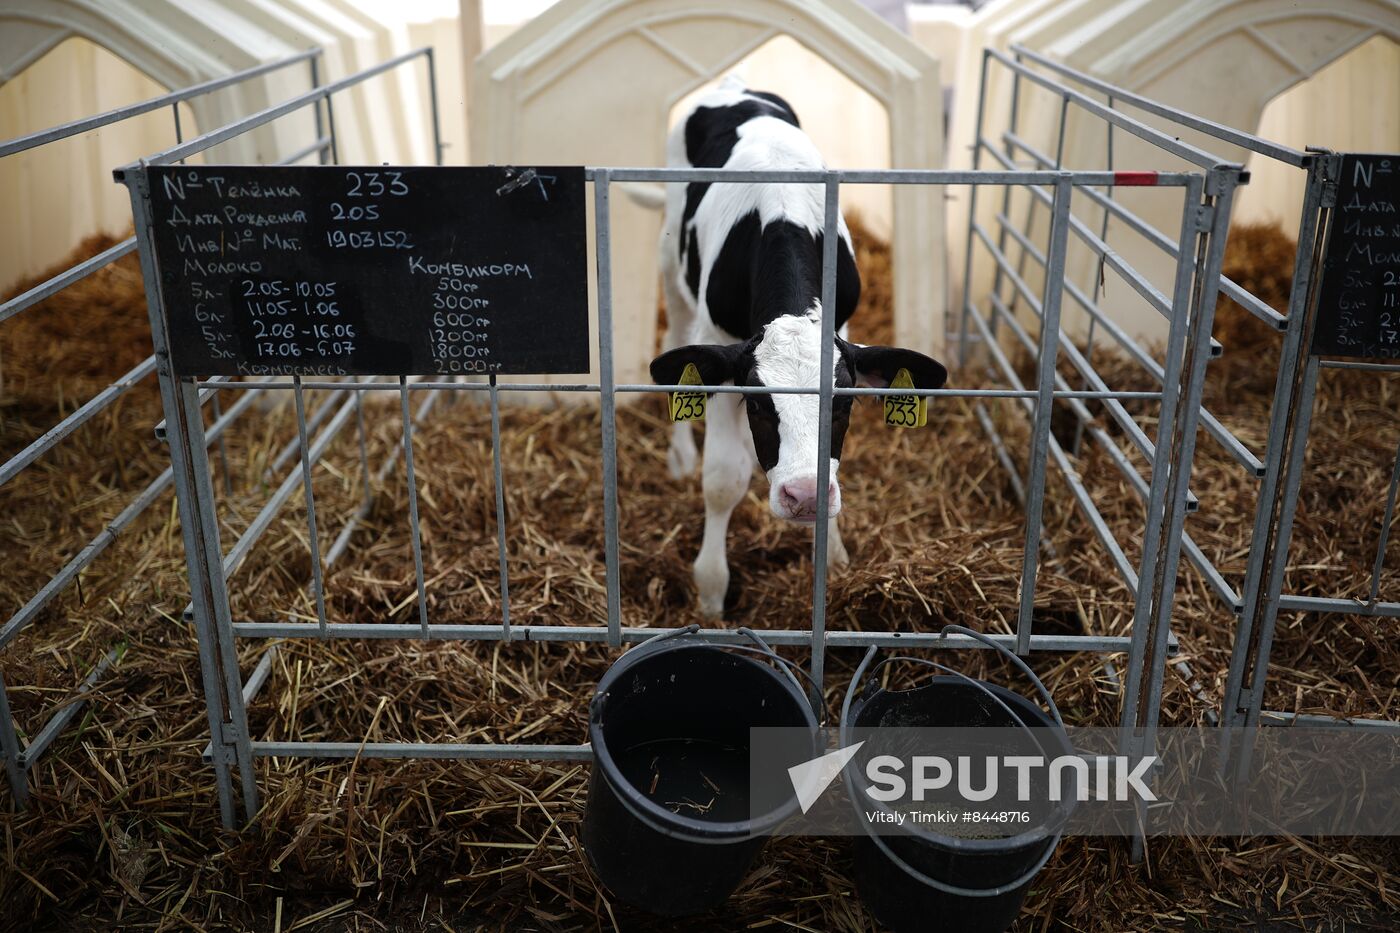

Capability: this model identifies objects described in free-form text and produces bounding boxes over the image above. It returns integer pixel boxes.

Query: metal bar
[200,646,281,762]
[0,237,138,324]
[965,299,1139,592]
[200,647,281,762]
[988,50,1026,332]
[0,667,29,807]
[594,170,623,648]
[958,49,994,366]
[113,48,431,175]
[241,646,279,704]
[1008,92,1068,318]
[326,391,439,570]
[353,389,373,511]
[308,55,326,166]
[0,355,157,487]
[1009,43,1308,166]
[1015,177,1073,654]
[254,741,592,761]
[990,207,1258,477]
[200,379,1165,400]
[1,467,174,651]
[986,49,1238,170]
[1274,594,1400,617]
[1222,157,1334,733]
[1240,358,1323,739]
[121,165,241,827]
[1119,177,1208,745]
[1259,711,1400,731]
[1089,425,1242,611]
[229,622,1175,652]
[1001,129,1286,331]
[489,377,512,642]
[399,377,431,639]
[180,377,263,823]
[210,391,232,497]
[590,167,1195,186]
[214,396,360,589]
[17,647,119,767]
[981,222,1176,475]
[809,173,840,711]
[1122,175,1223,863]
[292,377,330,639]
[977,145,1226,361]
[973,402,1027,505]
[1137,173,1240,755]
[1074,90,1115,456]
[1367,436,1400,603]
[266,388,341,479]
[0,49,323,158]
[324,88,341,165]
[425,47,445,166]
[1319,359,1400,373]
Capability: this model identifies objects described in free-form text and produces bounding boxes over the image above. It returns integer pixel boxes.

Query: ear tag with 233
[883,367,927,429]
[668,362,706,423]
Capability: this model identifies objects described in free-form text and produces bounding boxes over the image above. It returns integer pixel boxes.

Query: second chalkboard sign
[145,165,589,377]
[1312,153,1400,359]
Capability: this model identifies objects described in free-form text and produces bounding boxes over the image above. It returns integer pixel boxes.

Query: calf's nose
[778,477,837,519]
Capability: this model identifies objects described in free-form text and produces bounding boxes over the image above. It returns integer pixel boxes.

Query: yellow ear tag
[668,363,706,423]
[883,368,927,429]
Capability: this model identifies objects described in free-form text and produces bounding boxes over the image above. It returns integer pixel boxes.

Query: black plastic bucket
[840,626,1076,933]
[583,627,820,917]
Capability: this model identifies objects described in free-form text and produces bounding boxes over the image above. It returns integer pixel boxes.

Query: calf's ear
[840,341,948,390]
[650,343,745,388]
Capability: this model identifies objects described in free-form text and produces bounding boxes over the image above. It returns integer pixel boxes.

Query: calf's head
[651,313,947,523]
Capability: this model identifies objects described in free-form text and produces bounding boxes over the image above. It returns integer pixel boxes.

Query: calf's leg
[693,395,750,617]
[827,516,849,567]
[659,262,699,479]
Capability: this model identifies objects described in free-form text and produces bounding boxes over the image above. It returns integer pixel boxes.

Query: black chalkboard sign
[145,165,589,377]
[1312,153,1400,359]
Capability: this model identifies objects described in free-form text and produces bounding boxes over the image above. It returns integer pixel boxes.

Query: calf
[651,78,947,617]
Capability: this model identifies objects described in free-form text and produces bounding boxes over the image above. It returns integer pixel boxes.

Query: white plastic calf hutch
[6,2,1396,903]
[948,0,1400,345]
[470,0,947,388]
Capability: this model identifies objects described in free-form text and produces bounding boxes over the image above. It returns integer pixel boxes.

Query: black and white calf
[651,78,947,617]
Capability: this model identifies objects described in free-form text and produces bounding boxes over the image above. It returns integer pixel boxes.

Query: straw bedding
[0,220,1396,931]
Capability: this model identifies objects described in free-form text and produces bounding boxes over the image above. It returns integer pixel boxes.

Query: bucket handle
[591,625,816,720]
[838,653,1064,833]
[588,625,818,847]
[841,625,1063,731]
[837,648,1069,898]
[735,626,817,703]
[940,624,1065,729]
[838,625,1069,835]
[839,653,1058,769]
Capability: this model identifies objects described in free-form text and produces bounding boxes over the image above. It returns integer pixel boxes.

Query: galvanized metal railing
[991,46,1400,763]
[959,54,1251,865]
[104,41,1244,849]
[0,44,446,809]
